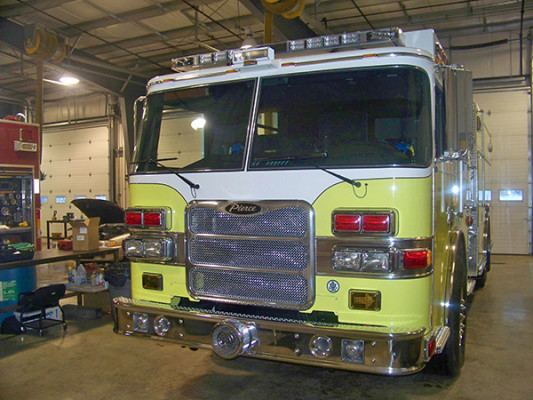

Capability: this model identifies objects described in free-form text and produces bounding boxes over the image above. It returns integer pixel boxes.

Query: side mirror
[444,68,473,152]
[133,96,146,142]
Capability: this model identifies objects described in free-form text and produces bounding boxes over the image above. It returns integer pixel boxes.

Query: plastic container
[0,266,36,325]
[73,264,87,285]
[67,265,74,283]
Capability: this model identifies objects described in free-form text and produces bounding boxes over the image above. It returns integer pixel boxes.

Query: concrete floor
[0,254,531,400]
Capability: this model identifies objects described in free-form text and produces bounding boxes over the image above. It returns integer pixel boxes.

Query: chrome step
[435,326,451,354]
[467,278,476,295]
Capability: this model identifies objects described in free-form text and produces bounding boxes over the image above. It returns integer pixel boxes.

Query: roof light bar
[170,27,403,73]
[287,27,404,53]
[232,47,274,66]
[172,47,274,73]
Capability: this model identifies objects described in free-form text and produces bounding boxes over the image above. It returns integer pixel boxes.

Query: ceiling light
[240,28,257,49]
[191,117,206,130]
[58,75,79,85]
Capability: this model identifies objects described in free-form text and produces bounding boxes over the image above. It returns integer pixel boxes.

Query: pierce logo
[225,202,261,215]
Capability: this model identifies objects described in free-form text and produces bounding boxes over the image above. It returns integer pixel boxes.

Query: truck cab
[114,28,490,376]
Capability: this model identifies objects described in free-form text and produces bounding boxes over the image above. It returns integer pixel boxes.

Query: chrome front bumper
[114,297,426,375]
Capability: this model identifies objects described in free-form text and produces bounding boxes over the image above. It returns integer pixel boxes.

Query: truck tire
[434,255,467,376]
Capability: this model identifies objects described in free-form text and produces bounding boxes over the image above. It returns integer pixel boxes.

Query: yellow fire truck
[115,27,491,376]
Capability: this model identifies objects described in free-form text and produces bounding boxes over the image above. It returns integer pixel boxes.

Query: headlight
[333,249,392,273]
[145,238,173,260]
[153,315,171,336]
[342,339,365,363]
[133,312,150,333]
[124,237,174,261]
[332,249,362,271]
[361,252,390,273]
[144,239,164,258]
[125,239,143,257]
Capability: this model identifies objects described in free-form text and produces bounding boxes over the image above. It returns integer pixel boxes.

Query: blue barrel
[0,266,36,324]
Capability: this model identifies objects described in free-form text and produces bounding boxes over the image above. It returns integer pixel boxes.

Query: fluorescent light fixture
[44,76,80,86]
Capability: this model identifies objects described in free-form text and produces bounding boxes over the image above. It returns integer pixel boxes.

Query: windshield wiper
[131,158,200,190]
[255,152,361,187]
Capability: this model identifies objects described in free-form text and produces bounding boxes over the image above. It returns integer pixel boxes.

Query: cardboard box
[82,290,111,313]
[15,306,61,323]
[58,239,73,250]
[70,217,100,251]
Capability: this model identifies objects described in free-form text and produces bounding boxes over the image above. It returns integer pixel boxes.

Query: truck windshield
[133,79,255,172]
[250,66,431,169]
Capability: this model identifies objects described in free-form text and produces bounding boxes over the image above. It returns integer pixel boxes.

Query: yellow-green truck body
[114,28,491,376]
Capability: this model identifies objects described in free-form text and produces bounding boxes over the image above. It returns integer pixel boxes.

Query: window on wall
[479,190,492,201]
[499,190,523,202]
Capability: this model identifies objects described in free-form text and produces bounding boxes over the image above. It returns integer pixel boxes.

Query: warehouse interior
[0,1,533,399]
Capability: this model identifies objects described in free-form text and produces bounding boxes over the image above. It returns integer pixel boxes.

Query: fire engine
[115,27,491,376]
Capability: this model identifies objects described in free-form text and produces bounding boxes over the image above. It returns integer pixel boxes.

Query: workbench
[0,247,120,272]
[0,247,120,313]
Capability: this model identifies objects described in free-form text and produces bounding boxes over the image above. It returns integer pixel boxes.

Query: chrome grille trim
[186,200,315,310]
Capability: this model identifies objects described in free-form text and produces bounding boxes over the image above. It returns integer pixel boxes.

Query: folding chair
[17,284,67,336]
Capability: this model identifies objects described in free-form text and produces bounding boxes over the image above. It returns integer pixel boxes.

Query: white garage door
[40,121,110,232]
[474,88,531,254]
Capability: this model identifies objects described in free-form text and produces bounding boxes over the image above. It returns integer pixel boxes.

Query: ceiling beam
[0,17,146,99]
[0,0,78,18]
[324,2,533,32]
[321,2,533,32]
[80,14,258,57]
[4,1,173,73]
[59,0,223,37]
[436,17,533,38]
[349,0,374,29]
[0,49,147,89]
